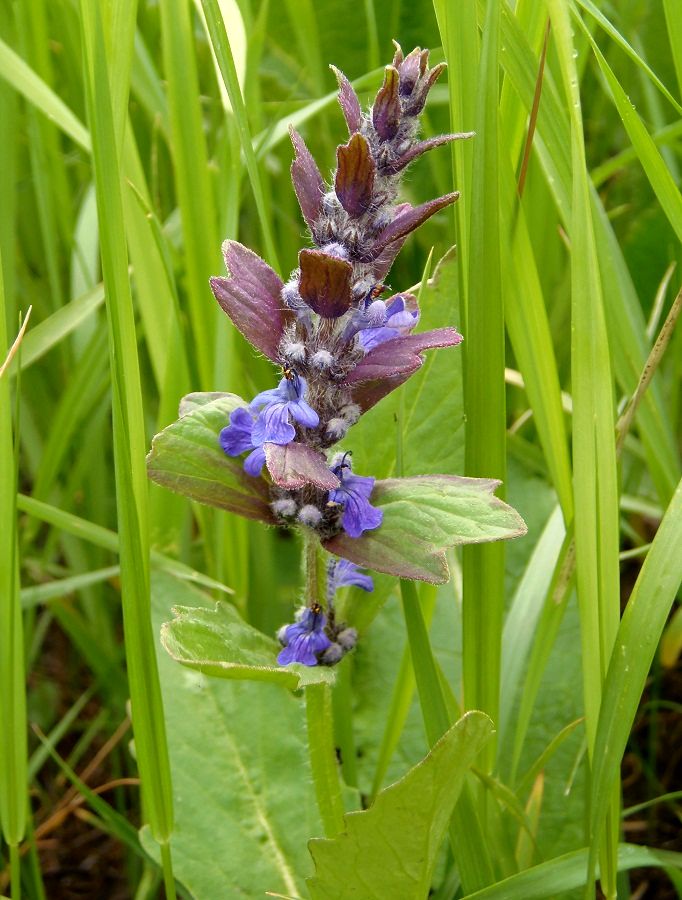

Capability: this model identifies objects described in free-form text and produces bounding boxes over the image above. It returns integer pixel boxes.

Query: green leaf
[146,394,275,523]
[325,475,527,583]
[161,600,335,690]
[307,711,494,900]
[142,573,318,898]
[589,477,682,864]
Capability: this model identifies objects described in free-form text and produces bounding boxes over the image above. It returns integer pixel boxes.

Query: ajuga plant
[147,43,527,670]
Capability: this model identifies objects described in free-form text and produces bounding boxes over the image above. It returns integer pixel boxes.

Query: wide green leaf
[161,599,335,690]
[325,475,527,583]
[141,573,319,898]
[146,394,275,523]
[307,711,494,900]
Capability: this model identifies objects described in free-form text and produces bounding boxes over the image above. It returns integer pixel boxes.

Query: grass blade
[79,2,176,888]
[199,0,280,273]
[546,2,622,893]
[0,248,27,895]
[588,477,682,879]
[461,0,506,757]
[0,36,90,150]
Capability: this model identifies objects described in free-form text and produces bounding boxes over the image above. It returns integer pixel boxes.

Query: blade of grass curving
[199,0,279,273]
[459,844,682,899]
[461,0,505,763]
[0,251,27,899]
[159,0,219,389]
[0,36,90,150]
[588,477,682,886]
[664,0,682,96]
[573,0,682,114]
[546,3,622,894]
[592,120,682,187]
[21,566,121,610]
[16,493,232,594]
[283,0,324,95]
[7,283,105,378]
[79,3,176,892]
[579,22,682,245]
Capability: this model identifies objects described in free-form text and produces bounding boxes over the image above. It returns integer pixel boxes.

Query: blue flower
[328,558,374,597]
[277,604,331,666]
[328,456,383,538]
[358,295,419,351]
[219,407,266,476]
[250,374,319,444]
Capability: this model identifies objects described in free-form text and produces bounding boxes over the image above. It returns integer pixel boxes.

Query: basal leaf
[307,711,494,900]
[161,600,335,690]
[146,394,275,524]
[325,475,527,583]
[141,574,319,898]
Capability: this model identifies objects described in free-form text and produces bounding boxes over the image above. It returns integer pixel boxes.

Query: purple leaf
[210,241,291,362]
[346,328,463,384]
[324,476,527,583]
[298,249,354,318]
[387,132,475,174]
[372,66,401,141]
[369,205,411,279]
[330,65,363,134]
[369,194,460,258]
[335,133,376,217]
[289,126,325,231]
[265,442,340,490]
[347,328,463,412]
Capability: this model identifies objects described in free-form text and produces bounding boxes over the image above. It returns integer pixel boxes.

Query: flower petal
[219,407,255,456]
[289,398,320,429]
[289,126,325,231]
[210,241,290,361]
[265,442,340,490]
[299,249,354,318]
[330,65,363,134]
[243,445,267,477]
[335,133,376,217]
[252,404,296,446]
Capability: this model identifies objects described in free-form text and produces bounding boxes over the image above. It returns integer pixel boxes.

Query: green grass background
[1,0,681,897]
